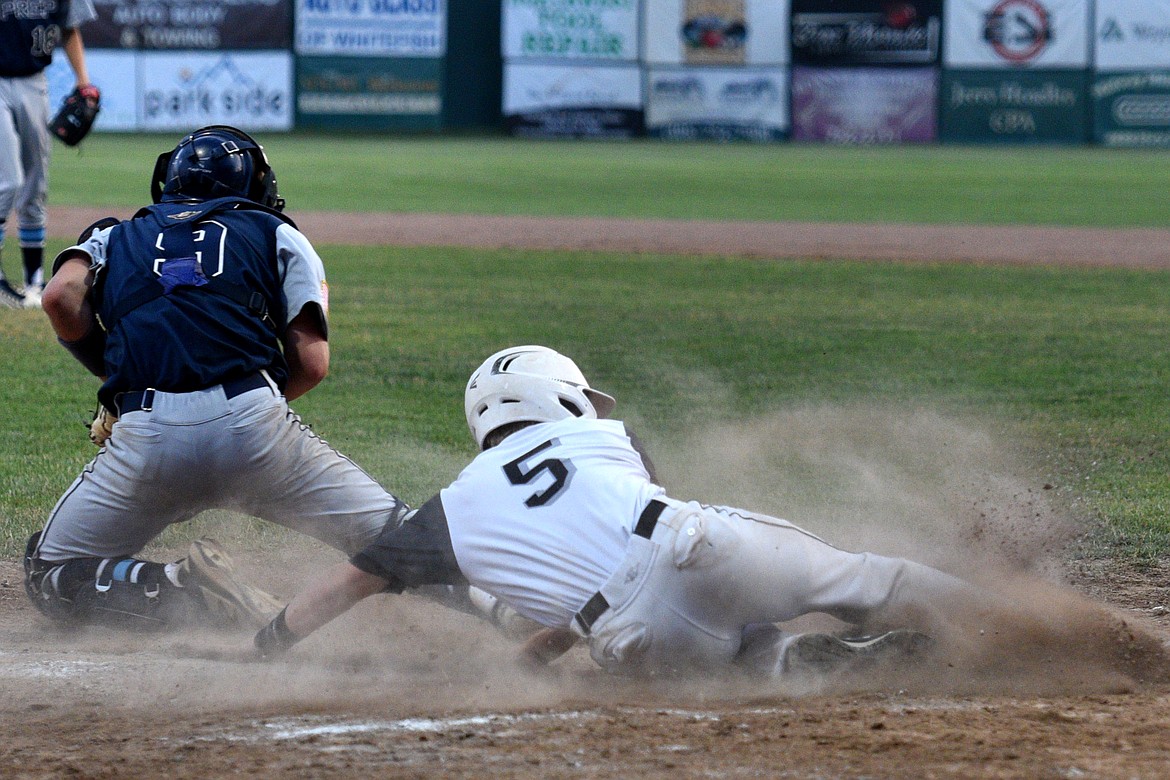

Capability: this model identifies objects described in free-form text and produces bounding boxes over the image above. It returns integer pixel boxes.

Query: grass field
[49,133,1170,226]
[2,137,1169,565]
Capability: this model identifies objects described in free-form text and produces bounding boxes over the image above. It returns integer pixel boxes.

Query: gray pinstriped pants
[36,380,402,562]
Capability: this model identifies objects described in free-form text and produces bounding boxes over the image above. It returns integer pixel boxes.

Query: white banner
[642,0,789,66]
[296,0,446,57]
[943,0,1090,68]
[46,51,138,131]
[139,52,293,131]
[503,61,642,113]
[645,65,788,140]
[1095,0,1170,71]
[502,0,640,61]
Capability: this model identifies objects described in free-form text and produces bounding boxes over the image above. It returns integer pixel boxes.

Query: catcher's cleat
[783,629,935,678]
[0,278,24,309]
[179,538,283,630]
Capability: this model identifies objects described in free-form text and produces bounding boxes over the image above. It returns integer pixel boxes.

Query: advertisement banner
[939,68,1089,142]
[645,66,788,141]
[138,51,293,131]
[642,0,790,66]
[502,0,639,61]
[296,57,442,130]
[45,50,138,131]
[791,66,937,143]
[790,0,942,65]
[86,0,291,50]
[1093,71,1170,147]
[943,0,1090,69]
[1095,0,1170,72]
[503,61,643,138]
[296,0,446,57]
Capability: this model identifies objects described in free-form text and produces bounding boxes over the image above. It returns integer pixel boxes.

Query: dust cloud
[6,404,1164,720]
[176,403,1168,705]
[648,403,1170,695]
[652,403,1079,577]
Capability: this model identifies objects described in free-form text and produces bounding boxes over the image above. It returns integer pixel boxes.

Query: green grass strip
[3,246,1168,560]
[49,134,1170,227]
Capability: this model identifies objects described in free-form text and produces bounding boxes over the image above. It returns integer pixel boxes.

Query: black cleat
[784,629,935,677]
[0,278,24,309]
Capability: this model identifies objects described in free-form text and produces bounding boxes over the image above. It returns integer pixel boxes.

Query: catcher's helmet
[465,346,616,450]
[151,125,284,210]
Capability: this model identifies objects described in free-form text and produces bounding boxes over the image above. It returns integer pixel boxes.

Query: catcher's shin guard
[23,531,72,622]
[23,535,280,632]
[76,559,189,630]
[24,533,192,630]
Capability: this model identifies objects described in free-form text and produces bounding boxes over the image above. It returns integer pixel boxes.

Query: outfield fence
[45,0,1170,146]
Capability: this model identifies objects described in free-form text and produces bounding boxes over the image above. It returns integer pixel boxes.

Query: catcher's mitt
[49,85,101,146]
[89,405,117,447]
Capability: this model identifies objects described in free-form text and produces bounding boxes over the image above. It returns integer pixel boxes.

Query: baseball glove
[49,85,101,146]
[89,405,116,447]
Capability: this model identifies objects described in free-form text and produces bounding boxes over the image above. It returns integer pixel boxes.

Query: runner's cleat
[783,629,935,677]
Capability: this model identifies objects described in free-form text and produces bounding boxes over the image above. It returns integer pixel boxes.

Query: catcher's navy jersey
[61,198,329,411]
[0,0,94,77]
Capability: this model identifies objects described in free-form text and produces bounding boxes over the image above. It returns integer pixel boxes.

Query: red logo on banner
[885,2,918,31]
[983,0,1052,63]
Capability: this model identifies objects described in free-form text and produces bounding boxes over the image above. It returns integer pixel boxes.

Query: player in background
[1,0,98,308]
[23,126,410,633]
[256,346,984,681]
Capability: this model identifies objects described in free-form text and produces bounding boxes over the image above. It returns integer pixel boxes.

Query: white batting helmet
[465,346,616,450]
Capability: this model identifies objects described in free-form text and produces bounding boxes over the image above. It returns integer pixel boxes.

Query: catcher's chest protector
[94,199,292,400]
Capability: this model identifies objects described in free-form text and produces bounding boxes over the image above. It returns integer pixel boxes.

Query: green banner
[1092,71,1170,148]
[939,69,1090,144]
[296,56,442,131]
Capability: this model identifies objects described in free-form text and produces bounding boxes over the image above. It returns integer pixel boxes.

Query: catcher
[256,346,982,680]
[1,0,99,309]
[24,126,411,633]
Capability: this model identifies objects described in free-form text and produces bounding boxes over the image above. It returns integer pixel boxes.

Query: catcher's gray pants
[0,73,51,236]
[35,376,402,562]
[572,498,972,676]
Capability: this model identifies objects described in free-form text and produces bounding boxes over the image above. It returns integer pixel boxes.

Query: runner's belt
[573,499,668,635]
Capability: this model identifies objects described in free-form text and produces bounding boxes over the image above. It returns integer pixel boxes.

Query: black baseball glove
[48,85,101,146]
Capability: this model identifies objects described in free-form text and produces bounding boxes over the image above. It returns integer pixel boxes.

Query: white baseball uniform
[352,416,972,676]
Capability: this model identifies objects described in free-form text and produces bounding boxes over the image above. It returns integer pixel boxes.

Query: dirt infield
[4,544,1170,779]
[47,205,1170,268]
[5,211,1170,778]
